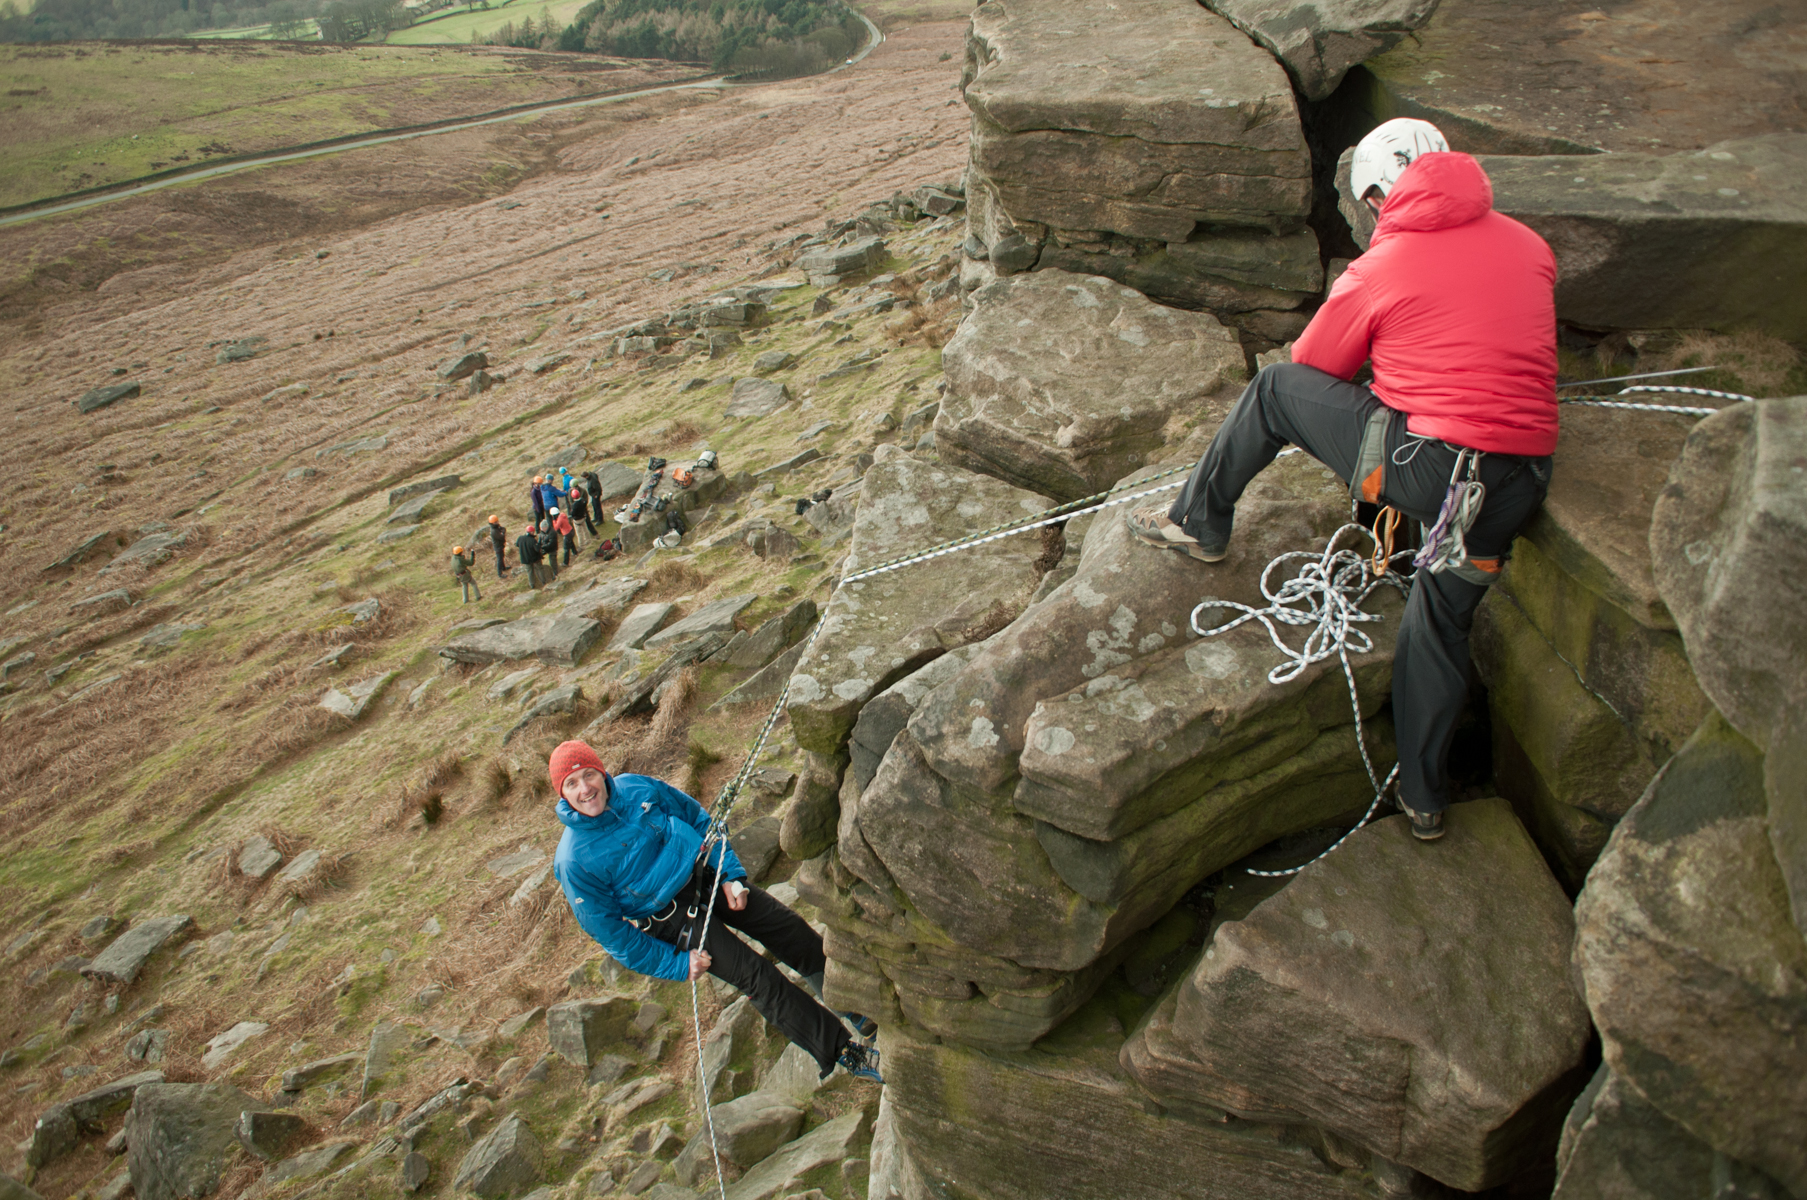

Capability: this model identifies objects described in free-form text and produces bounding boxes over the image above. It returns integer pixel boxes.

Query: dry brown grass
[1658,329,1804,397]
[284,850,352,903]
[646,558,704,597]
[481,757,514,807]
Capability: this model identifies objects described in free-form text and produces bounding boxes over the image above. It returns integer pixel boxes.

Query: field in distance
[387,0,593,45]
[0,39,702,209]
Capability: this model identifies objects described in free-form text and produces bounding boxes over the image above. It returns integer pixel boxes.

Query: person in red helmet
[547,741,882,1083]
[1128,118,1556,843]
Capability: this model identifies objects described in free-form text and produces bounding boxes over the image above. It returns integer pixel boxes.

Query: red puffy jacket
[1293,152,1558,456]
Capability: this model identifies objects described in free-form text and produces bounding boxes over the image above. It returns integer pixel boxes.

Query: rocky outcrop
[454,1114,543,1198]
[83,916,192,986]
[1202,0,1440,101]
[125,1083,260,1200]
[1553,1065,1794,1200]
[546,997,635,1068]
[1573,711,1807,1196]
[27,1071,164,1169]
[439,614,602,667]
[785,445,1051,759]
[937,270,1246,502]
[803,453,1397,1048]
[1134,800,1590,1191]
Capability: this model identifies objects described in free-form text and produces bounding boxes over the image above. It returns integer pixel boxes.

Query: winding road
[0,3,883,230]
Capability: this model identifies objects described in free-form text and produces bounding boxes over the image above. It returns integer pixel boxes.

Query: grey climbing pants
[459,576,481,603]
[1168,362,1552,813]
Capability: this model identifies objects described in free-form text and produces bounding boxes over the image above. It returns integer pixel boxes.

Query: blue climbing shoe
[838,1041,884,1084]
[841,1011,878,1040]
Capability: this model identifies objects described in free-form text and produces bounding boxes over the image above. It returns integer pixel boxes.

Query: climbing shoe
[838,1042,884,1085]
[1399,800,1445,841]
[1126,507,1227,563]
[841,1011,878,1040]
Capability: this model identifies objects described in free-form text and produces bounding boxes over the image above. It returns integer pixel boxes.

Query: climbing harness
[1411,442,1488,576]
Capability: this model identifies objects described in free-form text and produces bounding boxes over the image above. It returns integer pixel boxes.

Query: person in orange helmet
[486,514,509,579]
[451,544,481,604]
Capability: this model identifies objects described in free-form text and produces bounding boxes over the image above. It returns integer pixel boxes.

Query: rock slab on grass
[237,835,282,879]
[694,1091,803,1169]
[82,916,192,986]
[645,593,756,647]
[441,615,602,667]
[724,1109,867,1200]
[1143,799,1590,1191]
[388,475,461,506]
[125,1083,259,1200]
[438,351,489,381]
[27,1071,164,1169]
[200,1022,267,1070]
[453,1114,543,1198]
[938,270,1245,502]
[609,602,675,651]
[546,998,636,1068]
[724,378,791,419]
[319,672,394,720]
[75,382,141,414]
[99,531,186,574]
[281,1053,360,1093]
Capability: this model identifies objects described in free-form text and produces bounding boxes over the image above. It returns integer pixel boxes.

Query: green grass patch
[386,0,589,45]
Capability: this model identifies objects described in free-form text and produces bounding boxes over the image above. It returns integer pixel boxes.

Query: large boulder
[545,997,636,1068]
[937,270,1247,502]
[698,1091,804,1168]
[125,1083,260,1200]
[963,0,1312,249]
[453,1114,543,1198]
[1572,711,1807,1197]
[785,445,1051,758]
[723,1109,866,1200]
[439,614,602,667]
[1035,227,1323,318]
[1553,1065,1794,1200]
[1201,0,1440,100]
[1134,799,1590,1191]
[807,454,1403,1046]
[27,1071,163,1169]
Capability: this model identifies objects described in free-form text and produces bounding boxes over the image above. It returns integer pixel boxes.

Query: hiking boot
[1399,800,1444,841]
[1126,507,1227,562]
[841,1011,878,1040]
[837,1041,884,1085]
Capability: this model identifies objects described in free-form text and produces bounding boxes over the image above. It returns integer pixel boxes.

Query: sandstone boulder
[1035,227,1322,317]
[785,445,1050,757]
[795,238,886,280]
[440,614,602,666]
[546,997,635,1068]
[645,593,756,647]
[1650,397,1807,755]
[388,475,461,507]
[609,602,674,651]
[560,577,648,619]
[698,1091,803,1168]
[1202,0,1439,100]
[1137,799,1589,1190]
[723,1110,866,1200]
[722,599,817,671]
[724,378,790,419]
[26,1071,163,1169]
[99,531,185,574]
[1573,711,1807,1196]
[438,351,488,381]
[319,672,394,720]
[453,1113,543,1198]
[963,0,1311,247]
[125,1083,260,1200]
[938,270,1245,501]
[591,461,645,500]
[83,915,192,986]
[75,382,140,414]
[1553,1065,1793,1200]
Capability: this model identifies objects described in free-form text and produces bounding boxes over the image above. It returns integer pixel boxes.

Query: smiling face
[562,767,608,816]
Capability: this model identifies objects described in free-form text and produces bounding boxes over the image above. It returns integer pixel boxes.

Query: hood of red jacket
[1373,152,1494,239]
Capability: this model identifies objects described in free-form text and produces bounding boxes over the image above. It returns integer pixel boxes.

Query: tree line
[519,0,864,79]
[0,0,327,40]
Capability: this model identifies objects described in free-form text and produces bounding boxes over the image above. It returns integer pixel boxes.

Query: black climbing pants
[562,532,577,565]
[1168,363,1551,813]
[641,862,850,1077]
[493,546,508,579]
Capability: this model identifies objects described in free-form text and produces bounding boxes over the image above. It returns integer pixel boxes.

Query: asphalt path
[0,3,885,230]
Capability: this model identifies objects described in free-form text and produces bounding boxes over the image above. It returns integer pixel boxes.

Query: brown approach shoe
[1126,506,1227,562]
[1399,800,1445,841]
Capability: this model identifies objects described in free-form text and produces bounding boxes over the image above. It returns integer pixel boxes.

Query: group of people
[448,466,618,603]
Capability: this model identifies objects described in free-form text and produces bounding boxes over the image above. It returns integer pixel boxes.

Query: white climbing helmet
[1350,118,1450,204]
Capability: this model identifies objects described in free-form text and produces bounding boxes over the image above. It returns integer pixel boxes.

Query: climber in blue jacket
[548,740,881,1082]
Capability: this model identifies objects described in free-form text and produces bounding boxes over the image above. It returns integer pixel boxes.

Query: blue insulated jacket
[539,482,565,516]
[553,774,746,981]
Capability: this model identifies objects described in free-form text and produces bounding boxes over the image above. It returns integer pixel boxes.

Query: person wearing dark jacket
[451,545,481,603]
[538,478,565,521]
[530,476,548,526]
[569,485,597,539]
[537,518,560,581]
[516,528,544,588]
[547,740,881,1083]
[583,470,604,526]
[486,515,510,579]
[1128,120,1556,843]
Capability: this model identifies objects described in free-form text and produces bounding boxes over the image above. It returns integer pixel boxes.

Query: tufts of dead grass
[284,851,352,903]
[646,559,704,597]
[481,757,514,808]
[1658,329,1804,397]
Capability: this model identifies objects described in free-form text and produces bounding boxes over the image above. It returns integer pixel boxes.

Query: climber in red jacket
[1130,119,1556,842]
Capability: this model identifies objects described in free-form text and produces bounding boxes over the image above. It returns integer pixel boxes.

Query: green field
[388,0,591,45]
[0,40,667,208]
[189,19,320,39]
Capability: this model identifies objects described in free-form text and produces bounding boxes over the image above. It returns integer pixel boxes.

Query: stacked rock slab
[798,451,1400,1051]
[1471,404,1710,889]
[1128,800,1591,1191]
[936,269,1248,502]
[959,0,1319,321]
